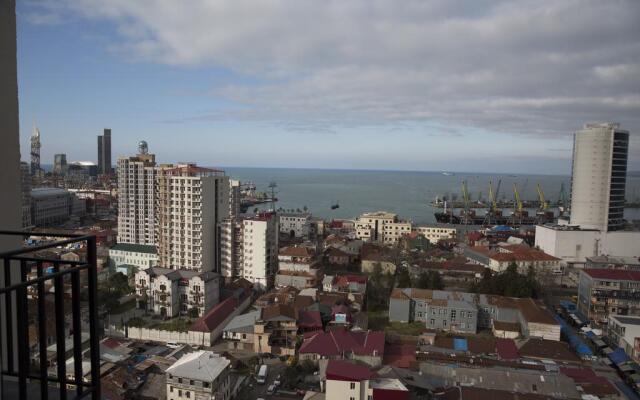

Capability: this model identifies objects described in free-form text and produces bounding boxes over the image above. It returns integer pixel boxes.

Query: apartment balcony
[0,231,101,399]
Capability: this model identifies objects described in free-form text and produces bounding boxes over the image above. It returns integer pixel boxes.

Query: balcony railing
[0,231,100,399]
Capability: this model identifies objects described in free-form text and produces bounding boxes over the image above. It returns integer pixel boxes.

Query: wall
[388,298,411,322]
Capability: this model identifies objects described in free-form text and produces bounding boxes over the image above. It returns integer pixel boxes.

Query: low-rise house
[464,244,561,274]
[326,247,351,265]
[323,360,409,400]
[300,330,385,367]
[254,304,298,356]
[389,288,560,340]
[276,246,321,289]
[355,211,412,245]
[222,310,261,350]
[298,310,324,333]
[134,267,220,318]
[360,244,396,274]
[166,351,232,400]
[255,286,299,308]
[414,226,457,244]
[109,243,158,272]
[324,274,367,294]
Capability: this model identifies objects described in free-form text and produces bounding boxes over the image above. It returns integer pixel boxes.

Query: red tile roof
[298,310,323,329]
[583,268,640,281]
[335,274,367,285]
[279,246,315,258]
[299,329,385,357]
[326,360,373,382]
[190,297,238,332]
[495,338,519,360]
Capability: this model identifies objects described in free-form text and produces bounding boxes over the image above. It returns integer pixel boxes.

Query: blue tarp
[492,225,513,232]
[559,300,577,312]
[609,348,631,365]
[615,381,640,400]
[553,314,593,356]
[453,338,468,352]
[585,331,596,339]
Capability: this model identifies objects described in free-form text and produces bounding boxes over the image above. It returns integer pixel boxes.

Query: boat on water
[442,172,455,176]
[331,201,340,210]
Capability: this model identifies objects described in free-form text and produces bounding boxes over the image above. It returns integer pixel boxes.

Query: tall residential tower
[156,163,229,272]
[570,123,629,232]
[117,141,157,245]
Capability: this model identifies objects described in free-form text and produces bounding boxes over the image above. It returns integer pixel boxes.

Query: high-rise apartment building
[535,122,639,265]
[97,128,112,174]
[229,179,241,219]
[220,213,278,288]
[117,141,157,245]
[570,123,629,232]
[53,153,67,175]
[156,163,229,272]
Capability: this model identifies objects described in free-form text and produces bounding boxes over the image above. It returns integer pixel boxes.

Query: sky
[16,0,640,174]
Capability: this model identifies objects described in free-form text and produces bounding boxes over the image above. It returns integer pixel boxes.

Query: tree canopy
[415,270,444,290]
[468,263,541,298]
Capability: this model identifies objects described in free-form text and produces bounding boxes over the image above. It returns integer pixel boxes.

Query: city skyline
[16,0,640,174]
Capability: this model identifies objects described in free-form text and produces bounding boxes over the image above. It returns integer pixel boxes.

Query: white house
[135,267,220,318]
[279,212,312,238]
[166,351,232,400]
[109,243,158,272]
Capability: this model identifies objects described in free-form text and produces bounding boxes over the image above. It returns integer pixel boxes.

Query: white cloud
[27,0,640,137]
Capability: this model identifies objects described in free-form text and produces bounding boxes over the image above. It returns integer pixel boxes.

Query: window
[186,392,191,398]
[204,382,210,388]
[350,382,356,389]
[170,386,173,392]
[178,389,182,396]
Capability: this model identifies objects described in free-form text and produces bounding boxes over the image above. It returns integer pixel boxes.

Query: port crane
[461,180,471,224]
[484,179,502,225]
[536,183,549,212]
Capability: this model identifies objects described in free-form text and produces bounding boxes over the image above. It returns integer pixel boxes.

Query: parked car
[267,384,276,395]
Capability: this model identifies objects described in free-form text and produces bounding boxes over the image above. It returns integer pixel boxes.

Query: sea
[223,167,640,225]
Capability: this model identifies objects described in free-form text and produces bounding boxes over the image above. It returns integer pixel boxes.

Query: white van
[257,364,268,384]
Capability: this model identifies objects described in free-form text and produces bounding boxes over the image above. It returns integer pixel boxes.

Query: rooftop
[190,297,238,332]
[166,350,230,381]
[610,314,640,326]
[325,360,374,381]
[279,246,316,258]
[583,268,640,281]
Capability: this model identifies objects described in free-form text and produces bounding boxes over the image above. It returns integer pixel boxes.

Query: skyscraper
[117,141,157,245]
[30,123,41,175]
[156,163,229,272]
[570,123,629,232]
[53,153,67,175]
[97,128,112,174]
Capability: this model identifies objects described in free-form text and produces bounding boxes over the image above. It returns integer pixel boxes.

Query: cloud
[27,0,640,136]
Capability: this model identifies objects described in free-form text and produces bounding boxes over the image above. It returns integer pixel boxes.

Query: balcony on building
[1,231,101,399]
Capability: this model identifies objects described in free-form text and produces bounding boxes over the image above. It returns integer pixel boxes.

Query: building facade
[279,212,311,238]
[578,269,640,323]
[389,288,560,340]
[166,351,232,400]
[53,153,67,175]
[135,267,220,318]
[355,211,412,245]
[570,123,629,232]
[20,161,31,228]
[276,246,320,289]
[117,144,157,245]
[108,243,158,272]
[220,213,278,289]
[30,187,77,226]
[156,163,229,273]
[97,128,112,175]
[414,226,457,244]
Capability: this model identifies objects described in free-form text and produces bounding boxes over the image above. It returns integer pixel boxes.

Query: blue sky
[16,1,640,174]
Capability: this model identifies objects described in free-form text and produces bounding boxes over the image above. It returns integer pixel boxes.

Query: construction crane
[536,183,549,211]
[513,183,523,214]
[558,182,568,213]
[461,180,471,223]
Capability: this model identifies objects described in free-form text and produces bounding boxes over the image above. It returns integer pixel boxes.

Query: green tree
[416,271,444,290]
[397,268,412,288]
